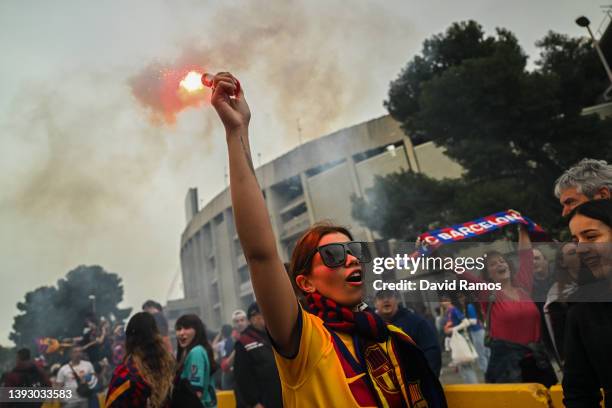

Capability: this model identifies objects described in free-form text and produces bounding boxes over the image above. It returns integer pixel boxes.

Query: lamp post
[88,294,96,315]
[576,16,612,99]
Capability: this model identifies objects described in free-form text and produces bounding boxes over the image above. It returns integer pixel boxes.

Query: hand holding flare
[208,72,250,134]
[201,72,241,96]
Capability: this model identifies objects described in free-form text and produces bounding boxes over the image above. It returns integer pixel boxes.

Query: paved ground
[439,350,486,385]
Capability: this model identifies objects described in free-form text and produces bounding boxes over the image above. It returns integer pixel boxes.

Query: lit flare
[180,71,205,92]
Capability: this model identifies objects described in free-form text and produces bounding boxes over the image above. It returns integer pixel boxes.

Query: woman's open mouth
[345,270,363,286]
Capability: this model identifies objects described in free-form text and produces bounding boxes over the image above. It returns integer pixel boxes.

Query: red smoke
[129,63,210,125]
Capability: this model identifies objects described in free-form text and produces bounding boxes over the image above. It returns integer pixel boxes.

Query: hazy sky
[0,0,606,345]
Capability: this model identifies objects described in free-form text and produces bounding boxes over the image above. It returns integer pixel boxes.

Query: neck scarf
[306,292,388,342]
[305,292,447,408]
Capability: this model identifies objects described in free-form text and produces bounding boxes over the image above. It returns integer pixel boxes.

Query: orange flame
[129,65,211,125]
[180,71,205,92]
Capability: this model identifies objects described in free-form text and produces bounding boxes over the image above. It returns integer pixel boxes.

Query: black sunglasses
[303,241,372,269]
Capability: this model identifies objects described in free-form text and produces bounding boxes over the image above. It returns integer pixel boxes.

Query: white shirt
[56,360,95,401]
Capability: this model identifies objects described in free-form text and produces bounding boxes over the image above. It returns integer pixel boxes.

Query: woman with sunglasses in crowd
[562,199,612,408]
[209,72,446,407]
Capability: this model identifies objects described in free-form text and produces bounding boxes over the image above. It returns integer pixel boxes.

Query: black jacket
[234,325,282,408]
[389,307,442,377]
[562,299,612,408]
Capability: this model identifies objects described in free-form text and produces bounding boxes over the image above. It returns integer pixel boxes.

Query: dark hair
[568,199,612,228]
[450,292,484,323]
[482,250,516,282]
[289,222,353,294]
[126,312,163,360]
[220,324,233,338]
[125,312,175,407]
[175,314,217,373]
[142,300,163,312]
[17,348,31,362]
[247,302,260,319]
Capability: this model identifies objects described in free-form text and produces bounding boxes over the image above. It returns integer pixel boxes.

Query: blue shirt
[180,345,215,407]
[449,304,483,332]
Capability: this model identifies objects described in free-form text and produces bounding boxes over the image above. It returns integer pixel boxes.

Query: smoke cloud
[129,0,414,139]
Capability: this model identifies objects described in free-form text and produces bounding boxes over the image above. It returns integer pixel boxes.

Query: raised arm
[211,73,299,354]
[514,224,535,294]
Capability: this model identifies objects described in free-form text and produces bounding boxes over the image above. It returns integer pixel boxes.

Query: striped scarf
[306,292,388,342]
[306,292,448,408]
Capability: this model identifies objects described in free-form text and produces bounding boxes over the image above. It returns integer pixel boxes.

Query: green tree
[353,21,612,239]
[10,265,131,349]
[0,345,16,378]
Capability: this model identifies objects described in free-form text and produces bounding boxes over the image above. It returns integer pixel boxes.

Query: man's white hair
[553,158,612,198]
[231,309,246,320]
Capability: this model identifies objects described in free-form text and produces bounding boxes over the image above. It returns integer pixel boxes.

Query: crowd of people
[1,72,610,407]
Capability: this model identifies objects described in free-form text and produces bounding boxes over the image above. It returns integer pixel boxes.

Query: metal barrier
[40,385,605,407]
[444,384,549,408]
[217,384,606,408]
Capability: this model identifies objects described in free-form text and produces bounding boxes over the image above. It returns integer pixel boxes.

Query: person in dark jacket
[234,302,282,408]
[563,199,612,408]
[1,348,51,408]
[374,290,442,377]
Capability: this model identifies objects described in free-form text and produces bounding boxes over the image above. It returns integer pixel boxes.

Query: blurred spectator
[554,158,611,216]
[440,294,478,383]
[110,324,126,368]
[1,348,50,408]
[213,324,234,361]
[532,248,554,302]
[142,300,172,352]
[79,314,102,370]
[56,346,97,408]
[212,324,233,390]
[232,310,249,335]
[544,242,582,364]
[374,290,442,377]
[454,292,489,374]
[218,309,248,390]
[234,302,282,408]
